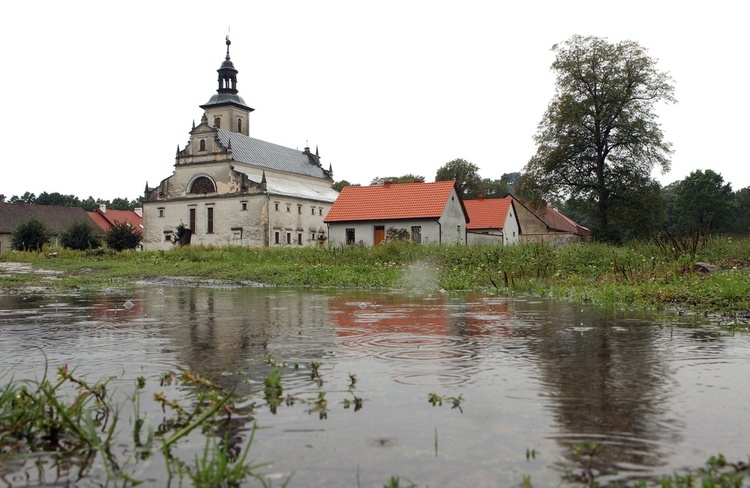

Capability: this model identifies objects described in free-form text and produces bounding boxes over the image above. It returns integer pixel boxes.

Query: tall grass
[2,237,750,314]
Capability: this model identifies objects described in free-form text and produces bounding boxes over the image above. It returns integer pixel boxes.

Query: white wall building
[142,38,338,250]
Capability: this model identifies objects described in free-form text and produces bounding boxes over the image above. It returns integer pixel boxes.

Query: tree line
[0,192,142,211]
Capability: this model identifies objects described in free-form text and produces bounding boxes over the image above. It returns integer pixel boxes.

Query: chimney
[99,204,107,213]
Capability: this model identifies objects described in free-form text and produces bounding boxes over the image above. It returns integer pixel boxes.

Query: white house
[464,196,520,245]
[324,180,469,246]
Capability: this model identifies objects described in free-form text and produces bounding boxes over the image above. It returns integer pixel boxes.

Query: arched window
[214,117,221,128]
[199,139,206,151]
[189,176,216,194]
[237,118,243,132]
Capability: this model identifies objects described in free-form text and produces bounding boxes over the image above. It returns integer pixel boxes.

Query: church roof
[237,169,339,203]
[217,129,331,180]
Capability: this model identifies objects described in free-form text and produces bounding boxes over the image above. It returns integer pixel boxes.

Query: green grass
[2,237,750,315]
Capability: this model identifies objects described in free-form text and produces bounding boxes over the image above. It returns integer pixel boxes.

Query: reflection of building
[142,38,338,250]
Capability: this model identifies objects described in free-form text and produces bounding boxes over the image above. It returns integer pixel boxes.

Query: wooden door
[374,226,385,246]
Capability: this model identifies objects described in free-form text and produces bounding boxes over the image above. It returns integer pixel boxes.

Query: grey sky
[1,1,747,200]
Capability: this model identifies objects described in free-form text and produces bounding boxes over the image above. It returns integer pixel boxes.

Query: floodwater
[1,286,749,487]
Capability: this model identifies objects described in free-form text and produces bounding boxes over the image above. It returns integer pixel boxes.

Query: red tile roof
[324,180,463,223]
[464,197,513,230]
[537,206,591,236]
[87,208,144,232]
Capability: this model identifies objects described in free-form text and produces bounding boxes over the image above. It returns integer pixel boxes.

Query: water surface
[1,286,748,486]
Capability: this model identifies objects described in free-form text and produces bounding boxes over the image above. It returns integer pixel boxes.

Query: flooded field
[1,286,749,486]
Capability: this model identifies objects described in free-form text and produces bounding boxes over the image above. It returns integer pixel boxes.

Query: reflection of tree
[513,300,682,478]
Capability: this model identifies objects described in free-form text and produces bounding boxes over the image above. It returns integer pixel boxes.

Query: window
[274,202,279,211]
[298,205,302,214]
[241,201,247,211]
[346,228,355,245]
[311,232,316,241]
[199,139,206,151]
[189,176,215,194]
[286,204,291,213]
[214,117,221,128]
[297,233,302,245]
[237,118,242,132]
[319,207,323,216]
[206,207,214,234]
[158,207,165,218]
[311,207,316,216]
[286,232,291,244]
[411,225,422,243]
[164,232,172,242]
[274,231,280,244]
[189,208,196,231]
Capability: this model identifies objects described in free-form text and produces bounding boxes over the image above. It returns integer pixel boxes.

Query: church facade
[142,38,338,250]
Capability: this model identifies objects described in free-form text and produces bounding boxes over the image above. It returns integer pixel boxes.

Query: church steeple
[200,36,254,136]
[217,36,238,94]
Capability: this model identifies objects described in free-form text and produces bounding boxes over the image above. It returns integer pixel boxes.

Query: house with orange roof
[324,180,469,246]
[87,204,144,233]
[508,195,590,246]
[464,196,520,245]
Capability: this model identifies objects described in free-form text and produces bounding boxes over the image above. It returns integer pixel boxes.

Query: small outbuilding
[464,196,520,245]
[0,202,103,252]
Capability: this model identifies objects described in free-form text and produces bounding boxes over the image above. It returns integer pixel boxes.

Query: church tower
[200,36,254,136]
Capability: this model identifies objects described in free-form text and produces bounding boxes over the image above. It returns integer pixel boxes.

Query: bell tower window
[237,118,242,132]
[214,117,221,128]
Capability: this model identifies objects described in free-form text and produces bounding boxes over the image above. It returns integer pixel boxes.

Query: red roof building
[508,195,590,246]
[324,181,469,246]
[463,196,520,245]
[87,205,143,233]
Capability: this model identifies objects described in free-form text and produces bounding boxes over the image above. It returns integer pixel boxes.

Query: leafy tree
[0,194,6,203]
[36,192,82,207]
[333,180,359,192]
[672,169,734,234]
[109,198,132,210]
[11,217,50,251]
[81,196,99,212]
[733,187,750,235]
[478,178,508,199]
[105,221,143,251]
[59,220,102,250]
[435,159,482,199]
[522,35,675,241]
[9,192,36,204]
[370,174,425,186]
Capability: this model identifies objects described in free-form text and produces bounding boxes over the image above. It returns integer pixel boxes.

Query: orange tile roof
[324,180,462,222]
[537,206,591,236]
[464,197,513,230]
[87,209,144,231]
[86,211,111,232]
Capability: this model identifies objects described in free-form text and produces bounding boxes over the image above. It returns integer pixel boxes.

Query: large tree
[435,159,482,199]
[522,35,675,240]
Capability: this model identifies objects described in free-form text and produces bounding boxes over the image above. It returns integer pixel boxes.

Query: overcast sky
[1,1,748,201]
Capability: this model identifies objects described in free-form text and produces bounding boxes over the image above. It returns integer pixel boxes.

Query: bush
[105,221,143,251]
[60,220,102,250]
[11,217,50,251]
